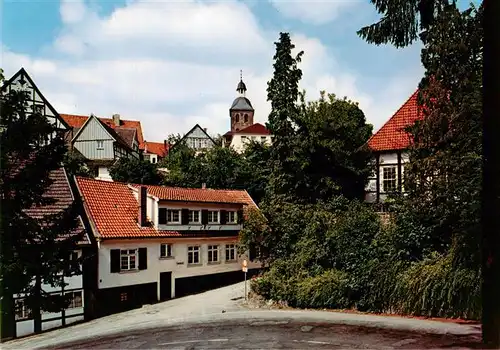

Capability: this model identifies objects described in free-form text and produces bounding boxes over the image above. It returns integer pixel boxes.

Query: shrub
[295,269,352,309]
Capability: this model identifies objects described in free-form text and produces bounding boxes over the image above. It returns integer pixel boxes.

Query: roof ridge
[77,177,249,193]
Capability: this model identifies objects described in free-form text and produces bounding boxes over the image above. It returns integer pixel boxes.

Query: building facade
[365,90,421,208]
[75,177,260,317]
[171,124,216,154]
[61,113,144,181]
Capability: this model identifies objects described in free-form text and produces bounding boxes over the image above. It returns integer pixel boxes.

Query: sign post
[242,259,248,301]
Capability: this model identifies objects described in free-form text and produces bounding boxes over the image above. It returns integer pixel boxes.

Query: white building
[75,177,260,316]
[223,123,272,153]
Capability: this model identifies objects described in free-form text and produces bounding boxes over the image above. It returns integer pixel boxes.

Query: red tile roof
[60,114,145,149]
[367,90,423,152]
[224,123,270,137]
[24,168,89,245]
[138,184,256,205]
[76,177,257,239]
[144,141,169,157]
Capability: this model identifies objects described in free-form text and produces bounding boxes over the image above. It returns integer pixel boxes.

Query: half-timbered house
[1,68,94,339]
[365,90,422,208]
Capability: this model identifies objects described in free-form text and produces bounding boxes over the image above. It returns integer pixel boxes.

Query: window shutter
[160,244,166,257]
[110,249,121,273]
[237,209,244,224]
[220,210,227,225]
[138,248,147,270]
[159,208,167,225]
[181,209,189,225]
[201,209,209,225]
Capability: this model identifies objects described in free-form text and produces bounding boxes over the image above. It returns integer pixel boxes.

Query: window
[226,211,237,224]
[382,166,397,193]
[261,136,267,142]
[152,157,157,164]
[235,114,240,122]
[241,136,247,142]
[160,243,173,258]
[189,210,201,224]
[97,140,104,150]
[120,292,128,302]
[251,136,256,141]
[208,210,219,223]
[208,245,220,263]
[66,291,83,308]
[244,114,248,123]
[15,299,31,320]
[225,244,236,262]
[120,249,138,271]
[167,209,181,223]
[188,246,200,265]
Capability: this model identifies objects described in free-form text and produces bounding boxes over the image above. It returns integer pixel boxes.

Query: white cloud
[269,0,359,25]
[1,0,421,142]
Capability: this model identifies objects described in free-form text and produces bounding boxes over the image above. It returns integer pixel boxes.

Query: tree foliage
[0,69,83,335]
[109,157,162,185]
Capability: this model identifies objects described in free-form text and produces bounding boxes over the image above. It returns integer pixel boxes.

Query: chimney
[164,139,167,151]
[202,183,206,189]
[112,114,120,126]
[138,186,147,227]
[203,128,207,132]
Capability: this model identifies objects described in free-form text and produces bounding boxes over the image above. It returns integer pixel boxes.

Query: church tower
[229,71,254,132]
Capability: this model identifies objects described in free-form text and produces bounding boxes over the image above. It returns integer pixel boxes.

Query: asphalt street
[4,282,482,349]
[41,320,481,349]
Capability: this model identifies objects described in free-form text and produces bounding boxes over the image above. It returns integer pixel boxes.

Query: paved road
[41,320,481,349]
[4,282,481,349]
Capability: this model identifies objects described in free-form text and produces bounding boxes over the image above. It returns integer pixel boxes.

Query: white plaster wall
[98,238,260,298]
[97,166,113,181]
[230,134,272,154]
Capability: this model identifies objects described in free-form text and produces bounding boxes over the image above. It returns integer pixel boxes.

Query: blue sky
[1,0,435,141]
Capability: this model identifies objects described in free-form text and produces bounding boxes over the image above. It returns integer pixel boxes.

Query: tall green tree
[294,91,373,202]
[0,69,83,339]
[360,1,499,346]
[265,32,304,201]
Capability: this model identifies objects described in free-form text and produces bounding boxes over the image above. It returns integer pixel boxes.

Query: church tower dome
[229,70,254,132]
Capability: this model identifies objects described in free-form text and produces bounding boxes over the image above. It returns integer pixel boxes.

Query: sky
[0,0,429,142]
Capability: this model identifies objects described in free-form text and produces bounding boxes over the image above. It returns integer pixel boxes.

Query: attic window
[97,140,104,150]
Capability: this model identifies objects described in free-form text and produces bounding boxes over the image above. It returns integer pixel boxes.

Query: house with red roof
[143,141,170,164]
[365,90,423,206]
[222,74,272,153]
[62,113,142,181]
[75,177,260,316]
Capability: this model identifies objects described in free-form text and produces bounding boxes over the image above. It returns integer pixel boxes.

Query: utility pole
[481,0,500,347]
